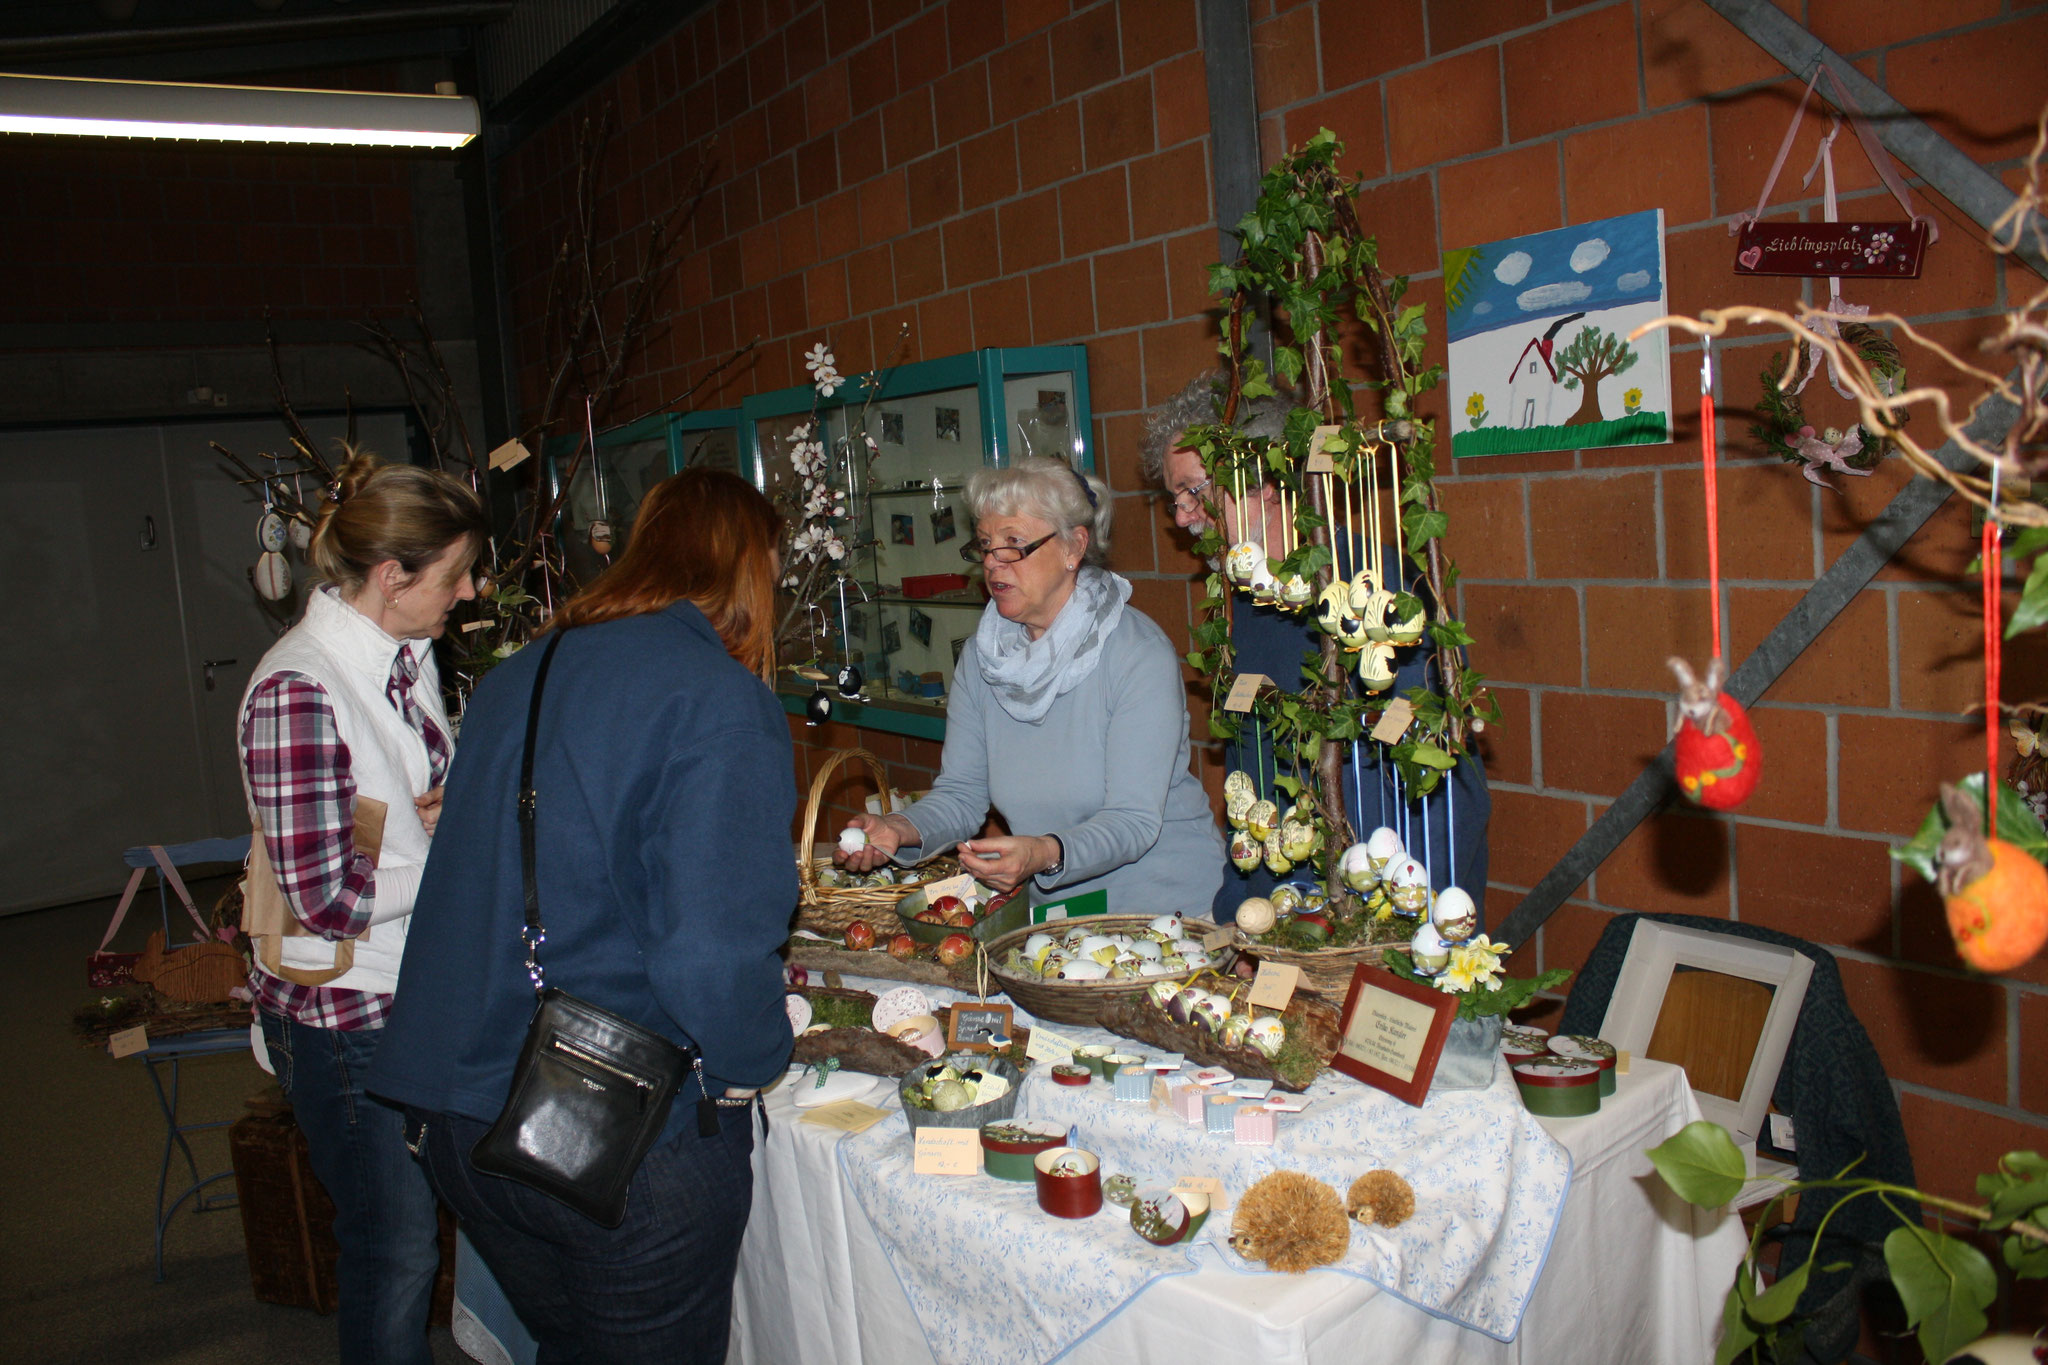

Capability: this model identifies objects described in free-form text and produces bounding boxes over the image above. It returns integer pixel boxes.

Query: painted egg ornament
[1166,988,1204,1025]
[936,932,975,966]
[287,516,313,551]
[1263,830,1293,877]
[1277,573,1313,608]
[1224,773,1256,827]
[1313,582,1350,638]
[1235,896,1278,935]
[1279,816,1320,863]
[1387,858,1431,915]
[804,687,834,725]
[1358,642,1397,693]
[1935,785,2048,974]
[1431,886,1480,944]
[1668,655,1761,811]
[1148,913,1187,938]
[1218,1013,1253,1049]
[587,518,614,556]
[1366,827,1405,869]
[1409,920,1452,975]
[1190,997,1231,1035]
[1146,980,1183,1010]
[1180,944,1215,970]
[1246,1017,1287,1058]
[1229,830,1261,872]
[844,920,875,952]
[253,550,293,601]
[1245,800,1280,842]
[834,662,865,698]
[1338,843,1379,893]
[1224,541,1264,583]
[1267,885,1302,917]
[257,510,289,552]
[1246,559,1279,604]
[1384,599,1426,645]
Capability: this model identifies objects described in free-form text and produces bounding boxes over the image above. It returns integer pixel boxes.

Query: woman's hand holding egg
[955,834,1060,892]
[833,812,916,871]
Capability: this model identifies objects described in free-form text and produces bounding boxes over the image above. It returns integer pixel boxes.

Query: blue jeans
[406,1104,756,1365]
[259,1009,440,1365]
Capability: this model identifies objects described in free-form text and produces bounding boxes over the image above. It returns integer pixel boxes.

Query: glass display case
[744,346,1092,738]
[547,407,744,589]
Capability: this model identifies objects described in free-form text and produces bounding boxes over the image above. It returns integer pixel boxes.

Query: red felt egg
[1674,693,1761,810]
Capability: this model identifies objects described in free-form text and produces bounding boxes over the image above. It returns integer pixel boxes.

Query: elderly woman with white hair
[839,456,1224,914]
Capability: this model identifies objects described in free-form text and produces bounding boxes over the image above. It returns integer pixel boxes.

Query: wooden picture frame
[946,1002,1013,1054]
[1332,964,1459,1107]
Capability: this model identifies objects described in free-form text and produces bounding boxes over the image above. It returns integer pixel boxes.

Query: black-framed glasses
[960,532,1058,565]
[1169,477,1214,514]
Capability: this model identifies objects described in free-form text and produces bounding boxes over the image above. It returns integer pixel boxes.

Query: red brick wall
[495,0,2048,1287]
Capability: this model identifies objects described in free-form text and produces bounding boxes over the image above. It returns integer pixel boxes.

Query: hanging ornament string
[1701,339,1724,662]
[1984,462,2004,834]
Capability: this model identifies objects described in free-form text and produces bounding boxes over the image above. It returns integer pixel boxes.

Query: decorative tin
[1112,1063,1152,1102]
[1034,1147,1103,1218]
[980,1120,1067,1182]
[1499,1024,1551,1066]
[1204,1092,1238,1136]
[1102,1173,1139,1208]
[1511,1057,1603,1118]
[1546,1035,1618,1098]
[1130,1188,1209,1245]
[1051,1064,1093,1087]
[1234,1106,1277,1146]
[1075,1044,1115,1077]
[1169,1084,1207,1124]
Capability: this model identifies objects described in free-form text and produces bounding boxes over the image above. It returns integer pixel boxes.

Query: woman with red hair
[370,469,797,1364]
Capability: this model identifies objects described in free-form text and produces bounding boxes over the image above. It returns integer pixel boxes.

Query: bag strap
[519,632,567,998]
[95,867,152,956]
[147,845,218,944]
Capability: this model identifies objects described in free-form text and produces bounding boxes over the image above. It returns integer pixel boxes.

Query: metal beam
[1494,387,2020,950]
[1702,0,2047,281]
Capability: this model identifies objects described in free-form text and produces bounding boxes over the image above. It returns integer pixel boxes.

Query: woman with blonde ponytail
[238,449,487,1365]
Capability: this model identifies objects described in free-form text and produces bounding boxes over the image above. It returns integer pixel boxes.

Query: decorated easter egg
[1365,827,1405,869]
[1386,857,1431,915]
[1276,573,1313,608]
[1339,842,1379,892]
[837,825,868,854]
[1148,913,1187,939]
[1245,800,1279,842]
[1246,1017,1287,1058]
[253,550,293,601]
[257,510,289,552]
[1229,830,1261,872]
[1224,541,1263,583]
[1262,829,1292,877]
[1218,1014,1252,1049]
[1432,886,1479,943]
[1409,919,1452,975]
[287,516,313,551]
[1267,884,1302,917]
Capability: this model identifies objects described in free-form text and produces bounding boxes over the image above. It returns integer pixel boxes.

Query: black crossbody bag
[470,630,720,1228]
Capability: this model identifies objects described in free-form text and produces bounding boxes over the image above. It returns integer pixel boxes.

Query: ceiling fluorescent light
[0,73,478,148]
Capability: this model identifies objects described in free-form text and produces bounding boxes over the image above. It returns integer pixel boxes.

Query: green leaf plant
[1181,129,1499,905]
[1646,1121,2047,1363]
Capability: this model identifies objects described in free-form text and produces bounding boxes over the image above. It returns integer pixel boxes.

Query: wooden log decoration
[132,930,247,1004]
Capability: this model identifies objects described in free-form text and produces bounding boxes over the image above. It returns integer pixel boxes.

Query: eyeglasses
[960,532,1058,565]
[1169,478,1214,515]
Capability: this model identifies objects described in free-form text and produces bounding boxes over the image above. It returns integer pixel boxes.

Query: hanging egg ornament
[1279,814,1320,863]
[1314,583,1350,638]
[835,662,865,698]
[1224,541,1263,584]
[588,518,614,556]
[1386,857,1431,915]
[1245,800,1279,842]
[1224,773,1256,829]
[804,687,834,725]
[1339,843,1378,893]
[1359,643,1397,692]
[1262,829,1292,877]
[1431,886,1480,944]
[1246,560,1279,606]
[252,550,293,601]
[1408,919,1452,975]
[1384,598,1426,646]
[1667,656,1761,811]
[1228,830,1261,872]
[257,510,289,552]
[1277,573,1313,609]
[1234,896,1277,935]
[1267,884,1303,918]
[287,516,313,551]
[1365,826,1405,870]
[1935,786,2048,974]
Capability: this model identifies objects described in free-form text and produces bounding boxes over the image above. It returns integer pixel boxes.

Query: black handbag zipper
[549,1035,654,1093]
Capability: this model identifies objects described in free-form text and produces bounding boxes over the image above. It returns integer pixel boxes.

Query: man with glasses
[1143,375,1491,924]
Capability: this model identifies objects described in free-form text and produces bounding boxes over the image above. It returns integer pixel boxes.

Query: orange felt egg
[1944,840,2048,973]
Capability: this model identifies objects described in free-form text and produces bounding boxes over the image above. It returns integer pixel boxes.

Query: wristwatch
[1039,835,1066,882]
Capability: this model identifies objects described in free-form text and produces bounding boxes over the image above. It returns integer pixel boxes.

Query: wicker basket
[1095,991,1343,1093]
[983,916,1222,1027]
[1232,933,1390,1003]
[795,747,961,937]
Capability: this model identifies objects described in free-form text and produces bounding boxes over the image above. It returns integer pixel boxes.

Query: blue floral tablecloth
[833,1015,1572,1365]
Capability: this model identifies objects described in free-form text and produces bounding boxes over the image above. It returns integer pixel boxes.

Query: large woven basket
[795,747,960,937]
[1231,933,1390,1003]
[983,915,1222,1027]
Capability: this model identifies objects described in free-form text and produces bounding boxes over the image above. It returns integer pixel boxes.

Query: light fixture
[0,73,478,148]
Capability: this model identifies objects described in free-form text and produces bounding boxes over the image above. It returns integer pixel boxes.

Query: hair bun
[330,449,382,506]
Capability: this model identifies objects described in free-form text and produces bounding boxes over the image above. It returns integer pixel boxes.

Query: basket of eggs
[794,748,963,937]
[983,914,1225,1026]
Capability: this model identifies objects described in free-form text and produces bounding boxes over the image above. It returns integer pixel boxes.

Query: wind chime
[1668,340,1762,811]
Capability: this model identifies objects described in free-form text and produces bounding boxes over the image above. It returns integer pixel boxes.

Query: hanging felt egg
[1934,786,2048,974]
[252,550,293,601]
[257,510,289,552]
[287,516,313,551]
[588,518,614,556]
[1668,655,1761,811]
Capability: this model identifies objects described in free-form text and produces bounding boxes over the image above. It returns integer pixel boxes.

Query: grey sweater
[899,608,1225,917]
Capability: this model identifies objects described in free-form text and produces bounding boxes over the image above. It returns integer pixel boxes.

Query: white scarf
[974,566,1131,724]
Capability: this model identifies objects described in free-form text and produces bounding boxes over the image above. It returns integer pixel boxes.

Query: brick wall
[495,0,2048,1317]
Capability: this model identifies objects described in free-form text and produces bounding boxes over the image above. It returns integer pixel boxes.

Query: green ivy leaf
[1646,1121,1748,1208]
[1747,1260,1811,1325]
[2004,1231,2048,1279]
[1883,1224,1995,1363]
[1715,1277,1760,1365]
[2009,545,2048,636]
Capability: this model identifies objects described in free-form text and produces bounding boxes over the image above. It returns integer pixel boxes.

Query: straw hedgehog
[1346,1169,1416,1228]
[1227,1171,1350,1273]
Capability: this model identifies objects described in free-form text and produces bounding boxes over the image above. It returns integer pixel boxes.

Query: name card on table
[920,873,976,906]
[798,1101,891,1134]
[913,1127,981,1175]
[107,1025,149,1058]
[1025,1023,1083,1065]
[1172,1176,1230,1212]
[1246,962,1301,1011]
[1222,673,1270,713]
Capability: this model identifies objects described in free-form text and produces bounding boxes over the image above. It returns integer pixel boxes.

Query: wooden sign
[1733,220,1927,279]
[912,1127,980,1175]
[1223,672,1270,713]
[1331,964,1458,1107]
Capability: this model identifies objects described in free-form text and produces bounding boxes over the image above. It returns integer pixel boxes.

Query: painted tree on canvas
[1554,326,1640,425]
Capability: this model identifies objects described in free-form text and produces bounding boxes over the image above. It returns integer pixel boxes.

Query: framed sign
[946,1002,1013,1053]
[1332,965,1458,1107]
[1733,220,1928,279]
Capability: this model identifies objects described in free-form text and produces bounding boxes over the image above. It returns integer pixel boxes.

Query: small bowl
[887,1014,944,1057]
[1129,1188,1211,1245]
[1051,1064,1093,1087]
[981,1120,1068,1182]
[1074,1044,1116,1078]
[1034,1147,1103,1218]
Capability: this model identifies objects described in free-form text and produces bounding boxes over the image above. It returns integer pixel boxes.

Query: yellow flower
[1623,386,1643,415]
[1465,392,1486,417]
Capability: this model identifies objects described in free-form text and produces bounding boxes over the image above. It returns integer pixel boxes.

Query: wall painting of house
[1444,209,1672,458]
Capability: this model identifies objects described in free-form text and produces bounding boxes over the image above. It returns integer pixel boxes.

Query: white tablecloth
[730,1052,1743,1365]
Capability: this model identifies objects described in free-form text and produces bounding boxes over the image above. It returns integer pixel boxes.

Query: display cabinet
[744,346,1092,739]
[547,407,744,588]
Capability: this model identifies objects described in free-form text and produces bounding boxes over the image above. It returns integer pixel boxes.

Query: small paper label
[459,619,490,633]
[1306,424,1341,474]
[108,1025,149,1058]
[488,438,532,471]
[1370,697,1415,744]
[1201,926,1234,953]
[1246,962,1301,1010]
[1222,673,1269,713]
[798,1100,890,1134]
[1616,1050,1631,1075]
[1173,1176,1230,1212]
[913,1127,981,1175]
[1144,1053,1185,1072]
[920,873,975,906]
[1025,1024,1082,1064]
[1768,1111,1796,1152]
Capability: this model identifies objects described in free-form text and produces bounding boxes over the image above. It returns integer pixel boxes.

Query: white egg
[1127,938,1164,961]
[1365,826,1405,867]
[1235,896,1277,935]
[1148,913,1186,938]
[1432,886,1479,943]
[1059,958,1110,981]
[1339,842,1378,892]
[837,825,868,854]
[1410,920,1452,974]
[1224,541,1263,582]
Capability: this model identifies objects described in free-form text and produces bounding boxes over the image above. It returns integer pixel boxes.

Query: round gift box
[1034,1147,1104,1218]
[1129,1187,1210,1245]
[981,1120,1069,1182]
[1499,1024,1551,1066]
[1546,1034,1617,1097]
[1051,1064,1093,1086]
[1512,1057,1603,1118]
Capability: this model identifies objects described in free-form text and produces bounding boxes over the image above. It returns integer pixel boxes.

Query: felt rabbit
[1667,655,1761,810]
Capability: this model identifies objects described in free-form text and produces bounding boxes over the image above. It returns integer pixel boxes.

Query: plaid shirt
[243,658,447,1030]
